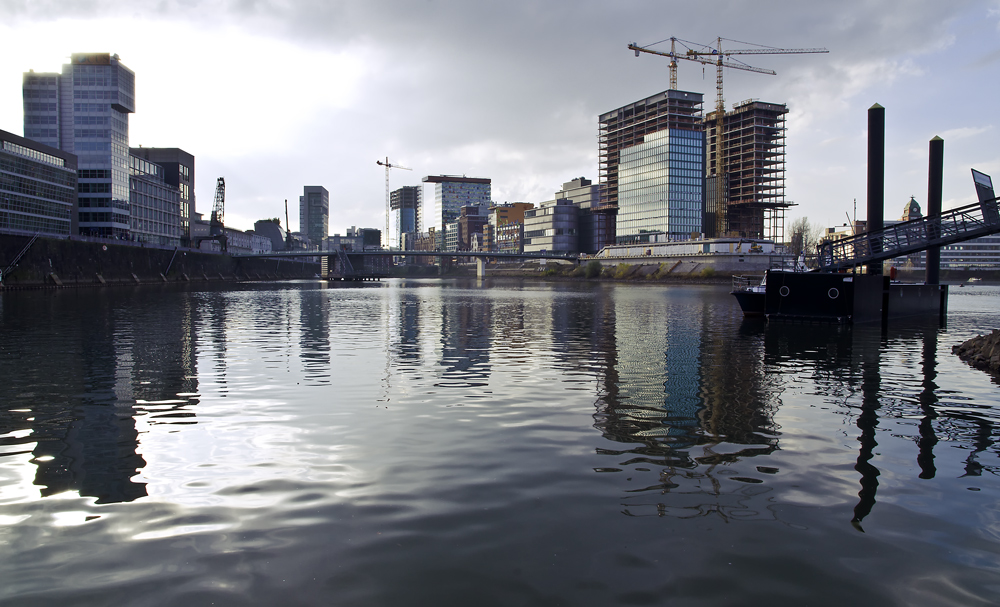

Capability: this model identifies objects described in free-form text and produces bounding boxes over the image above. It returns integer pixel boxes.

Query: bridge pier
[476,257,486,278]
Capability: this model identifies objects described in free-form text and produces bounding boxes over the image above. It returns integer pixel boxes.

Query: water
[1,279,999,606]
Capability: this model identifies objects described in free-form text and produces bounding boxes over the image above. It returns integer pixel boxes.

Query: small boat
[731,274,766,316]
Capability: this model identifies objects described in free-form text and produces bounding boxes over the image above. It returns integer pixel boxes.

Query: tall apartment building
[299,186,329,249]
[598,89,705,244]
[0,129,78,236]
[704,99,790,240]
[390,185,421,248]
[130,148,195,241]
[23,53,135,239]
[422,175,491,248]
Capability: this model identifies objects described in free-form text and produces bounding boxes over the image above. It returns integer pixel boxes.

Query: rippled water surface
[1,279,999,606]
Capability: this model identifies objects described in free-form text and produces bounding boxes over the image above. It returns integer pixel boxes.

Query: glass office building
[23,53,135,239]
[128,155,182,247]
[599,89,705,244]
[617,128,705,241]
[422,175,491,234]
[0,129,78,236]
[299,186,329,249]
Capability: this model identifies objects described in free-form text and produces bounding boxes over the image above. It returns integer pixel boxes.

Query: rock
[953,330,1000,374]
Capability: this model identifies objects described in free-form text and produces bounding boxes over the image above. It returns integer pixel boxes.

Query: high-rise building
[390,185,421,249]
[704,100,789,240]
[130,148,195,242]
[23,53,135,239]
[299,186,329,249]
[598,89,705,244]
[0,129,78,236]
[422,175,491,236]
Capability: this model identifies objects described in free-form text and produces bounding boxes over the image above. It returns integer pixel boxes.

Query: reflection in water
[0,289,199,503]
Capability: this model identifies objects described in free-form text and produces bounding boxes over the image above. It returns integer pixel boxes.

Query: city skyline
[1,1,996,236]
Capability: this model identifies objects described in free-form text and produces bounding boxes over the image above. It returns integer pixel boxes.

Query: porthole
[828,288,840,300]
[779,286,790,297]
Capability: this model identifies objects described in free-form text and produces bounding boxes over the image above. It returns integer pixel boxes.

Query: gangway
[817,169,1000,272]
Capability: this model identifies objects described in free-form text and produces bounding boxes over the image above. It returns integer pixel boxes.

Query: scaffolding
[704,99,791,241]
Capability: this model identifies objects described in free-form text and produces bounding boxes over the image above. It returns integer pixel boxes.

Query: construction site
[705,99,790,241]
[621,37,827,245]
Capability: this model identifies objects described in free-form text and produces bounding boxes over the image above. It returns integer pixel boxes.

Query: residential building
[457,205,487,251]
[23,53,136,239]
[422,175,491,234]
[487,202,533,253]
[524,199,578,255]
[130,148,195,241]
[390,185,421,249]
[299,186,329,248]
[704,99,790,240]
[0,128,77,236]
[598,89,705,245]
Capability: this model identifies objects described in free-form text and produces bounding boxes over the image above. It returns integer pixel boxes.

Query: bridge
[817,171,1000,272]
[233,249,580,279]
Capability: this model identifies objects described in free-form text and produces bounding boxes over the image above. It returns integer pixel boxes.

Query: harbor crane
[376,157,411,249]
[628,37,827,236]
[209,177,227,252]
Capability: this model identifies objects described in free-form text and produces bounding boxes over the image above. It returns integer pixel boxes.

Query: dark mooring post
[926,136,944,285]
[867,103,885,275]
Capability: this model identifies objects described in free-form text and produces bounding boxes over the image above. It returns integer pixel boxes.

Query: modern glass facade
[128,155,182,247]
[0,130,77,236]
[390,185,421,248]
[617,129,704,242]
[422,176,491,234]
[23,53,135,239]
[299,186,329,249]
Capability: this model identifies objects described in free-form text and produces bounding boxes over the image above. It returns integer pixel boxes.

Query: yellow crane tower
[628,37,828,236]
[376,157,411,249]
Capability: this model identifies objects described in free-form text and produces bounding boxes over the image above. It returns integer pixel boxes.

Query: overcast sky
[2,0,998,239]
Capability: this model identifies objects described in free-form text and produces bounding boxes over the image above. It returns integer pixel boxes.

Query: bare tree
[788,217,821,256]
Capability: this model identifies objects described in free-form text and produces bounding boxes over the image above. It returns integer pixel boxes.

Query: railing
[817,197,1000,271]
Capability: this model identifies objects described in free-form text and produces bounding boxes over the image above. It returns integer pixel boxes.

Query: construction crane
[629,37,827,237]
[210,177,227,252]
[376,157,411,249]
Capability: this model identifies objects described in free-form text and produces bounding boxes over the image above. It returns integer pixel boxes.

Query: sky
[1,0,998,241]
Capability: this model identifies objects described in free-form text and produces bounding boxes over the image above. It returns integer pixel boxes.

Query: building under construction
[598,89,705,244]
[705,99,790,241]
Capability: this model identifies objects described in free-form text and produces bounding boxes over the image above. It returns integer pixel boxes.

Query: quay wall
[0,234,320,288]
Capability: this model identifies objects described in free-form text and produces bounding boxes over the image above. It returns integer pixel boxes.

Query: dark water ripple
[1,280,1000,605]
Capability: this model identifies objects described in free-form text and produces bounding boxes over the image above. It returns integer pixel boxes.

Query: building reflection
[593,289,780,484]
[0,288,199,503]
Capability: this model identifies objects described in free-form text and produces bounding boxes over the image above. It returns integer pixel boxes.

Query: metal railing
[817,198,1000,271]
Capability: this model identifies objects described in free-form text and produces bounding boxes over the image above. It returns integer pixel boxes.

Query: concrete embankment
[953,330,1000,375]
[0,234,320,288]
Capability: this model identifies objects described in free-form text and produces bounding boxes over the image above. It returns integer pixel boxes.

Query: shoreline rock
[953,329,1000,374]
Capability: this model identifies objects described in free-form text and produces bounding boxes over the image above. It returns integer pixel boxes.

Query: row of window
[75,129,110,139]
[24,102,56,112]
[75,90,117,100]
[73,75,111,87]
[25,115,56,125]
[74,103,108,113]
[24,76,57,86]
[75,116,108,126]
[2,142,70,172]
[0,192,72,220]
[79,211,129,225]
[0,210,71,236]
[77,198,130,211]
[79,182,111,193]
[24,128,57,139]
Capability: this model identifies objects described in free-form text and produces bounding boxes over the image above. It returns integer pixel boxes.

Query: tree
[788,217,821,256]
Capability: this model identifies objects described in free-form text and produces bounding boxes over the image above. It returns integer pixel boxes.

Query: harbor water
[1,279,999,606]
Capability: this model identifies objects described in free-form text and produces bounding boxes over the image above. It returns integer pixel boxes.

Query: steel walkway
[817,171,1000,272]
